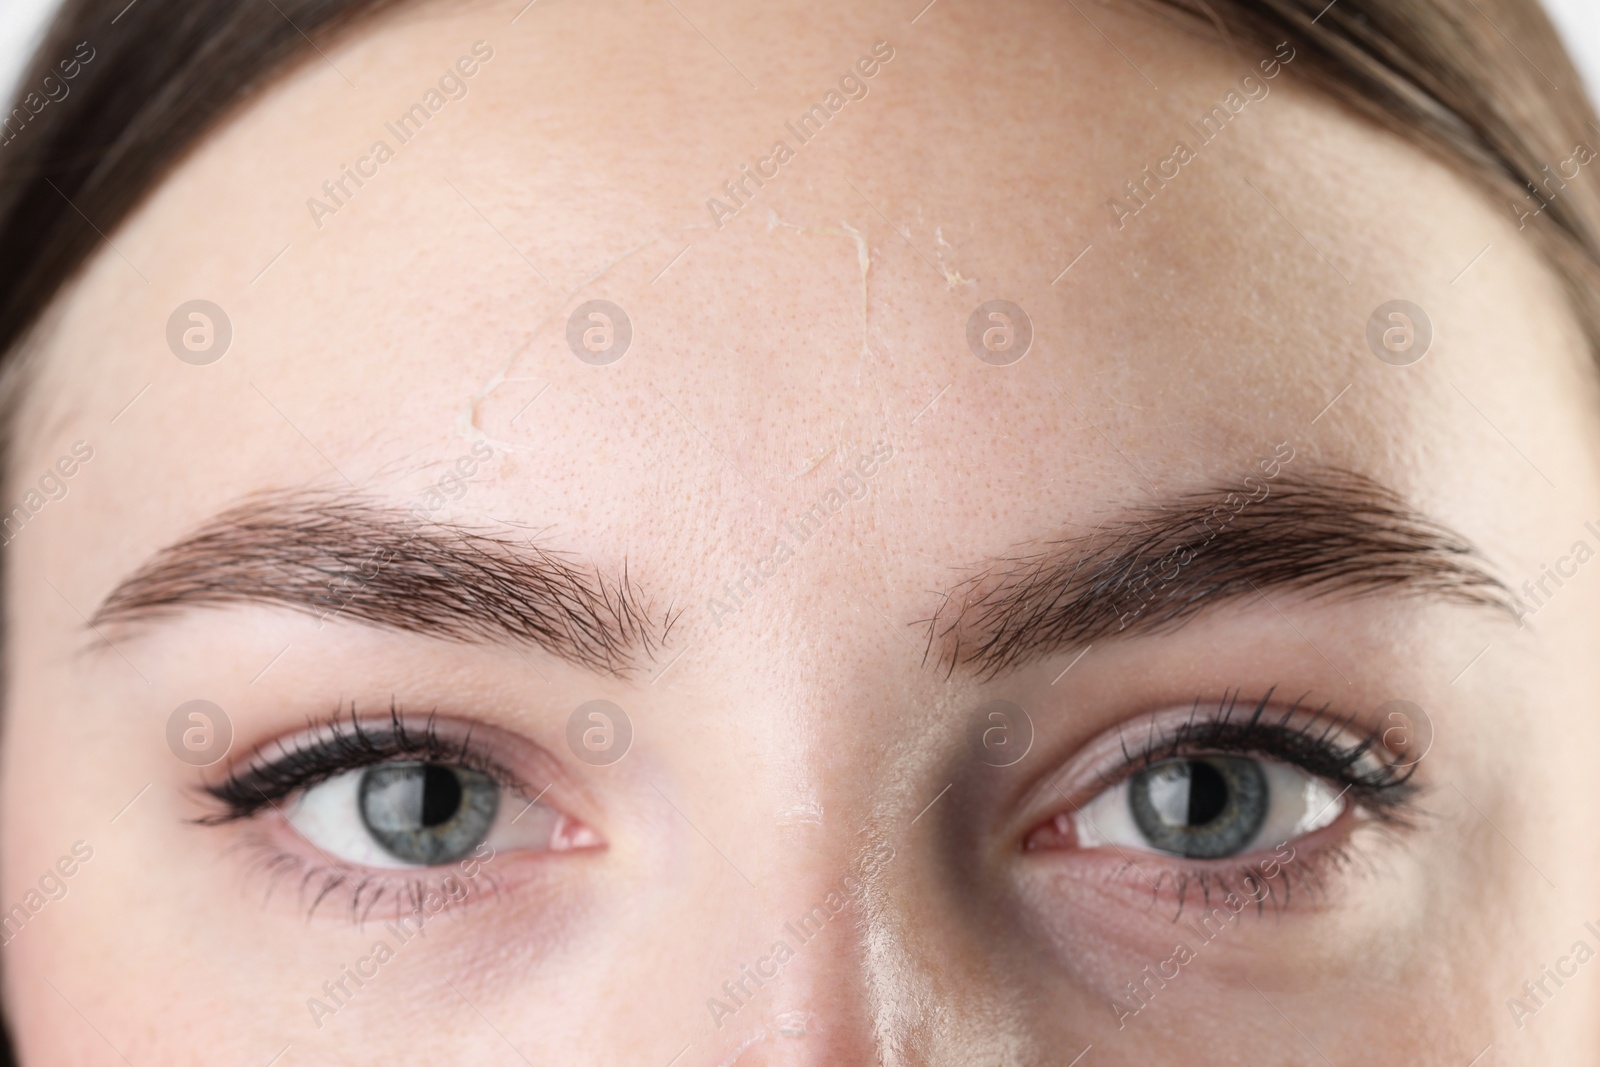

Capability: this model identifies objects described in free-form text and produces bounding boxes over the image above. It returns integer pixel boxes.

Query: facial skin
[4,0,1600,1062]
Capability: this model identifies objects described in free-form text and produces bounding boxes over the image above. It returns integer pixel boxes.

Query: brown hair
[1150,0,1600,347]
[0,0,403,365]
[0,0,1597,371]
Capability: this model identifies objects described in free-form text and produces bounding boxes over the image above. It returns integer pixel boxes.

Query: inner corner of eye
[1023,811,1079,852]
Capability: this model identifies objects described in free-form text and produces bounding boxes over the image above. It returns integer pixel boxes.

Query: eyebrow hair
[924,467,1516,679]
[90,491,676,676]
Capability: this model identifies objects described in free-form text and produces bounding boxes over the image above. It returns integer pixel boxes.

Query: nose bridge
[704,850,884,1066]
[688,608,931,1065]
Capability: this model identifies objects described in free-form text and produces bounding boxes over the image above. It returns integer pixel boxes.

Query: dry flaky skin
[6,0,1600,1064]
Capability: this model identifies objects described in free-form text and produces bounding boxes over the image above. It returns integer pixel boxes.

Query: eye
[1021,691,1422,863]
[1066,754,1345,859]
[284,759,599,869]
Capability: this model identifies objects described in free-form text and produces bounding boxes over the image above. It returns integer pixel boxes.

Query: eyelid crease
[227,828,514,925]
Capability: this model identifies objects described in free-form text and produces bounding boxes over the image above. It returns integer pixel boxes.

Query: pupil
[1126,754,1269,859]
[1185,760,1228,826]
[420,764,463,827]
[357,761,499,866]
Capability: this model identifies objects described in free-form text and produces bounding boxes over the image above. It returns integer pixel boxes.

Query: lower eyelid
[219,822,490,921]
[1023,814,1374,922]
[232,810,535,923]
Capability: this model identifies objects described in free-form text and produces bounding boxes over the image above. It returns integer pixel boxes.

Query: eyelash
[1062,689,1424,918]
[198,703,521,923]
[199,702,524,824]
[1111,688,1419,810]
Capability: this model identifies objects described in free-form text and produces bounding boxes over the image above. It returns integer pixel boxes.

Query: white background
[0,1,1595,152]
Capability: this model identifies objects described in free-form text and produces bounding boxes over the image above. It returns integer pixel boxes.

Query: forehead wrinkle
[88,488,676,676]
[923,466,1517,678]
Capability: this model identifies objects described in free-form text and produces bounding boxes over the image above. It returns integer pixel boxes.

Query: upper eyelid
[1112,692,1394,774]
[201,712,532,822]
[1015,692,1418,830]
[1091,729,1410,815]
[1114,716,1349,779]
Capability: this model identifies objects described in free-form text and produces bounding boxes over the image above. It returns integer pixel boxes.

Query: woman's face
[4,0,1600,1062]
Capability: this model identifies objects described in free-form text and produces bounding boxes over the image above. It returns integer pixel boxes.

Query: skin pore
[4,0,1600,1062]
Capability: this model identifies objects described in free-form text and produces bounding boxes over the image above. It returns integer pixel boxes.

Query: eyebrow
[90,491,675,675]
[925,467,1517,678]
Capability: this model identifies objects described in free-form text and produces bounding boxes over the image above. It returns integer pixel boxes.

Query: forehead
[17,0,1595,600]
